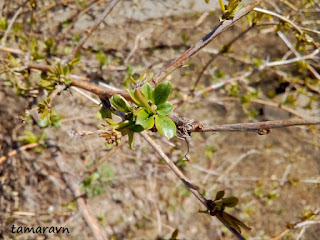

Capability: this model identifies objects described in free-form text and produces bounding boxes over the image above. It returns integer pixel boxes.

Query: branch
[0,4,24,46]
[0,142,40,166]
[54,151,108,240]
[62,0,120,65]
[151,0,265,85]
[188,117,320,133]
[140,131,248,240]
[25,63,320,130]
[140,132,207,207]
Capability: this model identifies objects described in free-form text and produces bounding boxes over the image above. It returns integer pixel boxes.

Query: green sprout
[218,0,244,21]
[199,190,251,235]
[101,82,176,149]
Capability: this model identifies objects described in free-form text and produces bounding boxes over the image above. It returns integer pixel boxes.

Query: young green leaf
[136,109,155,130]
[128,132,135,149]
[134,89,154,114]
[62,64,69,76]
[39,80,55,90]
[111,94,132,112]
[64,78,72,85]
[215,190,225,201]
[126,89,143,107]
[152,82,172,106]
[222,196,239,208]
[155,115,176,139]
[129,124,144,133]
[142,83,153,101]
[98,108,112,119]
[156,102,173,116]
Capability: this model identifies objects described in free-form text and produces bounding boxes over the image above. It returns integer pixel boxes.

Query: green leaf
[136,109,154,130]
[62,65,69,75]
[39,79,55,90]
[96,51,108,66]
[142,83,153,101]
[215,190,225,201]
[129,124,144,133]
[20,131,38,144]
[155,115,176,139]
[97,108,111,119]
[198,209,210,215]
[126,89,142,106]
[157,102,173,116]
[64,78,72,85]
[222,196,239,208]
[111,94,132,112]
[128,132,135,149]
[152,82,172,106]
[133,89,154,113]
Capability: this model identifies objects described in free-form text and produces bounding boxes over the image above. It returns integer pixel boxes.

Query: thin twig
[253,7,304,35]
[151,0,265,85]
[216,150,258,182]
[62,0,120,65]
[140,131,248,240]
[277,31,320,80]
[261,49,319,68]
[54,151,108,240]
[0,45,24,55]
[1,6,23,46]
[0,142,40,165]
[25,63,320,130]
[140,132,208,208]
[81,141,125,182]
[191,24,256,93]
[188,117,320,133]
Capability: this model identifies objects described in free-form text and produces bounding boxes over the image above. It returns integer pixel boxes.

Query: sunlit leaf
[129,124,144,133]
[128,132,135,149]
[152,82,172,106]
[111,94,132,112]
[142,83,153,101]
[136,109,154,130]
[126,89,142,107]
[155,115,176,139]
[157,102,173,116]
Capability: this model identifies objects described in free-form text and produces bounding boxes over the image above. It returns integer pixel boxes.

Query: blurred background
[0,0,319,239]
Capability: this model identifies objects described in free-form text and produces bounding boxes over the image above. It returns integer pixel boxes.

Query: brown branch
[191,23,257,93]
[188,118,320,133]
[81,141,125,182]
[25,63,320,132]
[0,2,25,46]
[0,142,40,166]
[140,131,207,207]
[54,151,108,240]
[140,132,248,240]
[151,0,265,85]
[271,208,320,240]
[62,0,120,65]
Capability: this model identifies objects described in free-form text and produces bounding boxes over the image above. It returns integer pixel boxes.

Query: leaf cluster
[39,60,79,90]
[200,190,251,234]
[104,82,176,148]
